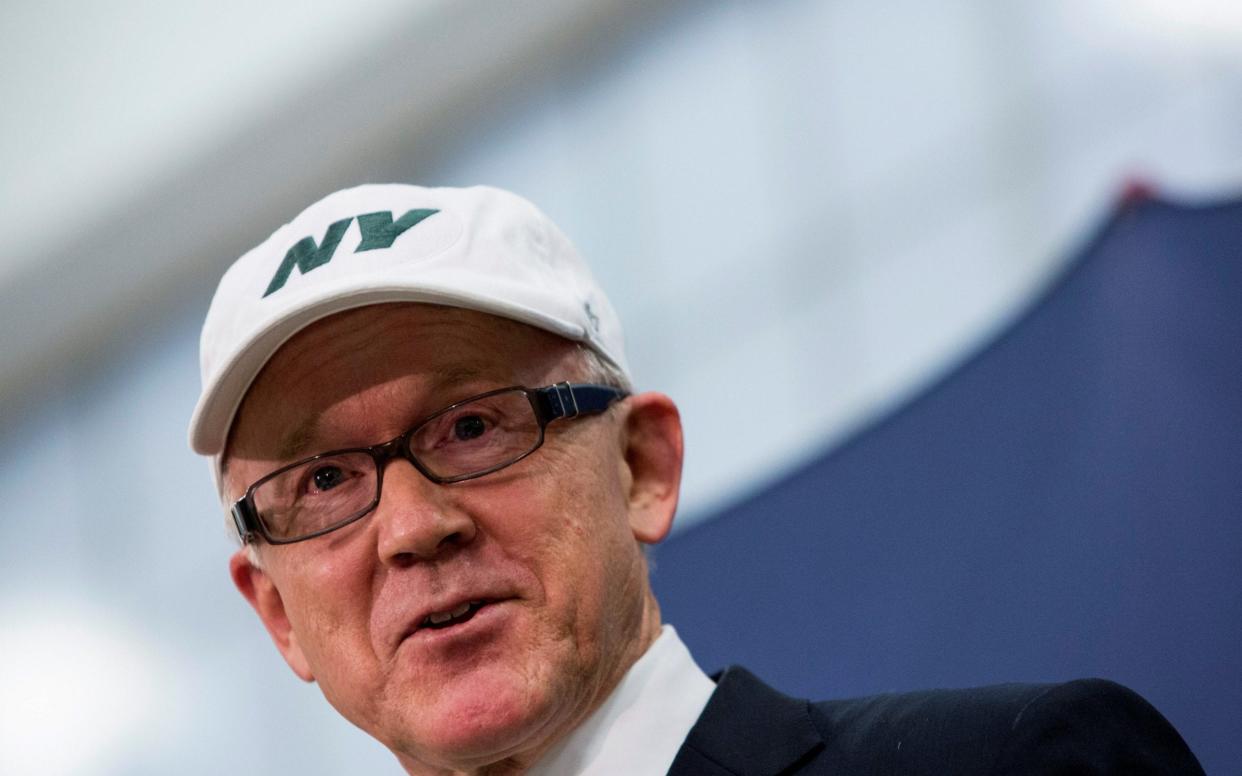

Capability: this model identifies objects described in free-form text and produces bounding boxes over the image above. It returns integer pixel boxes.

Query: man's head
[189,186,684,772]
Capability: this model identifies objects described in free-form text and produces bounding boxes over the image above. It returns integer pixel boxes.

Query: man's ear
[619,392,684,545]
[229,549,315,682]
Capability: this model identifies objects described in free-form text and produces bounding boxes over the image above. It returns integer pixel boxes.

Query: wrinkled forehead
[223,302,583,464]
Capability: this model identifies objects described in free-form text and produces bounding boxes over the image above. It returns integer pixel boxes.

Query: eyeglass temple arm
[535,383,627,422]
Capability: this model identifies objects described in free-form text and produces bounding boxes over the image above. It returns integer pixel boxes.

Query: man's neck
[526,625,715,776]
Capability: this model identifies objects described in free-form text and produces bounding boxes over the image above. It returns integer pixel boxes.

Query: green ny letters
[263,209,440,298]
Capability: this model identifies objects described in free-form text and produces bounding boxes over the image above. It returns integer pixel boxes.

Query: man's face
[224,304,679,772]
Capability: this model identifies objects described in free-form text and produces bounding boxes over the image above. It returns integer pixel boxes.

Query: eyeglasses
[230,382,628,545]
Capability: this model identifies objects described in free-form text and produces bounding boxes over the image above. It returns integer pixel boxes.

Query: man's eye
[310,465,346,492]
[453,415,488,441]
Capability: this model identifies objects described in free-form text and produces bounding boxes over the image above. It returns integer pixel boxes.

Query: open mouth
[420,600,491,631]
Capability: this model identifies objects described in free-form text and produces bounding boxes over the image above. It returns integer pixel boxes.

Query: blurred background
[2,1,1239,774]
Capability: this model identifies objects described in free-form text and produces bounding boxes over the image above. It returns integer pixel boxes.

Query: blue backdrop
[652,192,1241,774]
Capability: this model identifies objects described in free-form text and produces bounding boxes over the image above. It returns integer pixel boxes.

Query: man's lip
[400,595,514,643]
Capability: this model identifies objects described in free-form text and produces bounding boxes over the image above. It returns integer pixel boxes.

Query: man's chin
[385,670,568,771]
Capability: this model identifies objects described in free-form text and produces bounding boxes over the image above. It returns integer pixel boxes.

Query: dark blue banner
[653,193,1242,774]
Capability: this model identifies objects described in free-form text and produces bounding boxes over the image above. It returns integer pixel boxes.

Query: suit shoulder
[988,678,1204,775]
[808,679,1203,775]
[806,682,1051,772]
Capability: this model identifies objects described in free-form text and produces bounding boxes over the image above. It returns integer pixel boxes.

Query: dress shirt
[531,625,715,776]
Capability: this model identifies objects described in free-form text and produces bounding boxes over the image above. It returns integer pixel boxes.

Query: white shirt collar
[529,625,716,776]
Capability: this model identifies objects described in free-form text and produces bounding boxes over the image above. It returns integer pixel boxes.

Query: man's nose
[372,460,478,565]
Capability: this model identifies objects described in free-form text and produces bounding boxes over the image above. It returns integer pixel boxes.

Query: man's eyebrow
[273,365,502,461]
[424,365,494,395]
[277,419,320,461]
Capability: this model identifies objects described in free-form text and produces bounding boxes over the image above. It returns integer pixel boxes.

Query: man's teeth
[424,600,485,627]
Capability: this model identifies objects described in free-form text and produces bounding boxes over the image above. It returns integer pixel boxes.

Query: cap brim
[188,285,586,456]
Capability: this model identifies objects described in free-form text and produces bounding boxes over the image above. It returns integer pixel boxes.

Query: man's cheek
[285,591,368,667]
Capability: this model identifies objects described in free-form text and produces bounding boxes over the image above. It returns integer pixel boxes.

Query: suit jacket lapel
[667,666,824,776]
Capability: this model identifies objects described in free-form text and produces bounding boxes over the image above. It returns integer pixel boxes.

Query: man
[190,184,1203,774]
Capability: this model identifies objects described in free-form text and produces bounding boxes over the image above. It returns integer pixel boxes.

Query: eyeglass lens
[251,388,543,541]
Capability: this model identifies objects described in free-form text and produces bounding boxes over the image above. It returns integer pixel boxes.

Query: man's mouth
[420,600,492,630]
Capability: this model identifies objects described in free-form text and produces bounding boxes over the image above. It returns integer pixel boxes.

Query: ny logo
[263,209,440,297]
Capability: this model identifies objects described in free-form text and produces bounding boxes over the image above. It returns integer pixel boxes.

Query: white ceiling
[0,0,672,406]
[1,0,435,284]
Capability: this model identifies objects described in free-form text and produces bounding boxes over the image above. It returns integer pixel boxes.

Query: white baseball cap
[188,183,628,457]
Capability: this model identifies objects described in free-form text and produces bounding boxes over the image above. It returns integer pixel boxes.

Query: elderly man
[190,184,1202,775]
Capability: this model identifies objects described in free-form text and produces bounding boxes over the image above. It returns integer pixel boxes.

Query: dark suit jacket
[667,667,1203,775]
